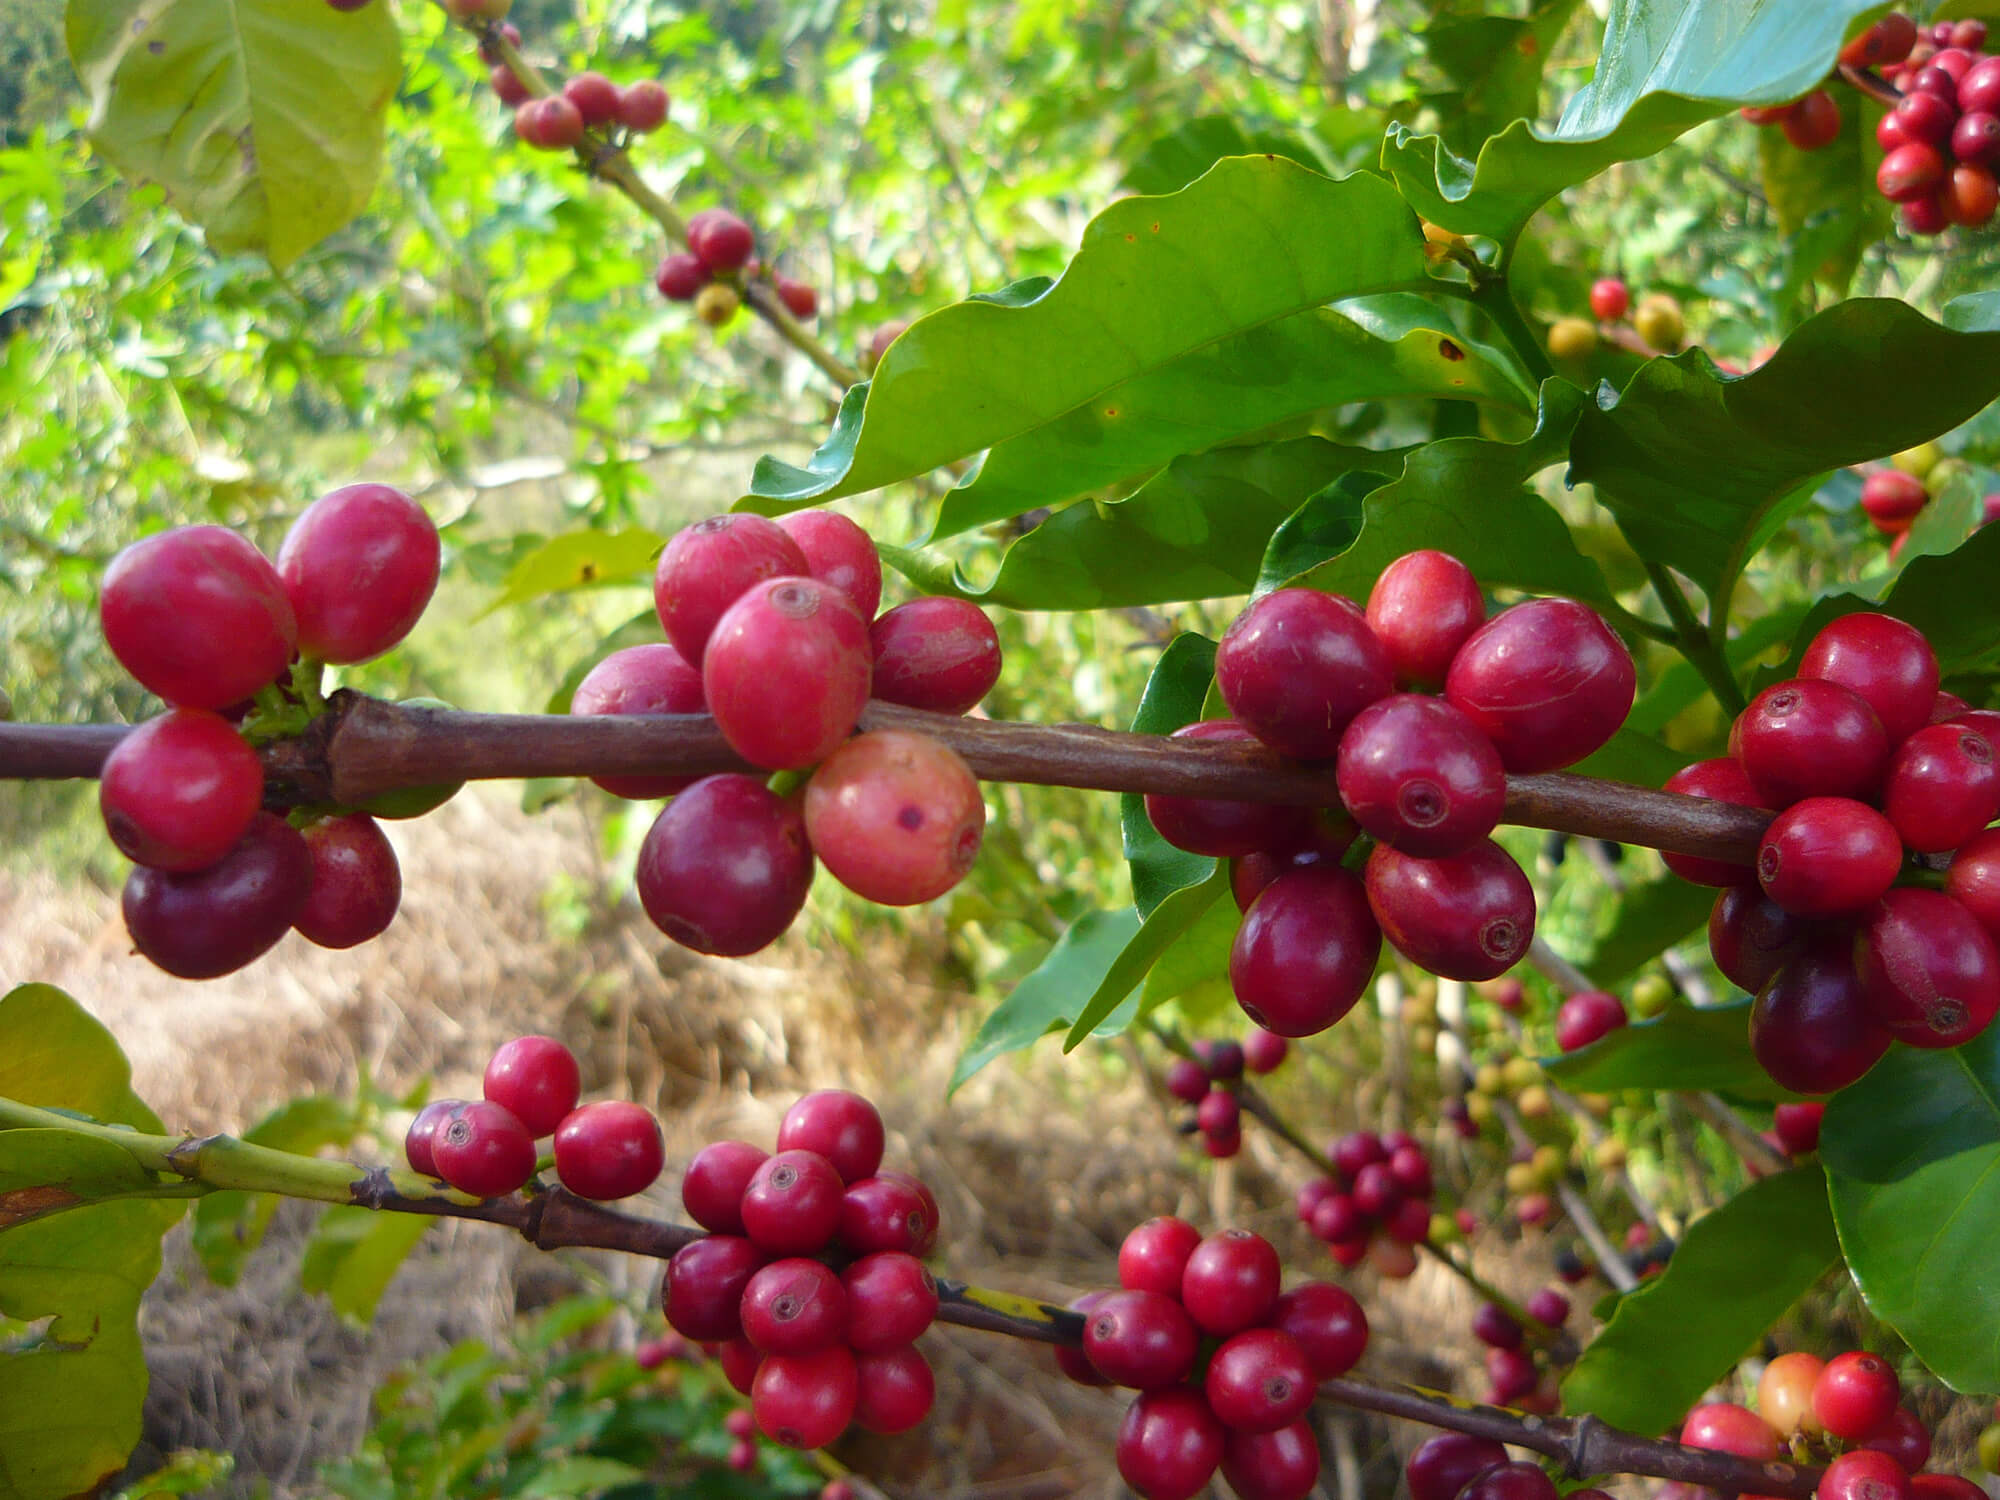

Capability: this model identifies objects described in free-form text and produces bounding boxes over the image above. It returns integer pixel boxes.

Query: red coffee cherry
[553,1100,665,1200]
[1243,1028,1289,1073]
[1883,725,2000,852]
[1332,1130,1387,1176]
[1555,990,1628,1052]
[740,1149,846,1254]
[1349,1160,1400,1217]
[1145,720,1304,858]
[804,731,985,905]
[1842,11,1918,66]
[1221,1418,1320,1500]
[1709,886,1820,994]
[852,1345,934,1434]
[1336,694,1504,857]
[1444,598,1635,773]
[1860,1408,1932,1473]
[1205,1328,1315,1433]
[1781,90,1841,150]
[1881,143,1949,203]
[1861,470,1930,533]
[1055,1291,1111,1386]
[1387,1144,1432,1196]
[561,70,620,125]
[740,1258,849,1356]
[404,1097,465,1177]
[1165,1057,1210,1102]
[1681,1401,1781,1460]
[1772,1102,1825,1156]
[1195,1038,1246,1079]
[1196,1089,1240,1137]
[652,513,808,667]
[1659,758,1766,888]
[1856,888,2000,1047]
[635,775,814,956]
[1735,679,1891,806]
[839,1173,938,1257]
[101,525,297,710]
[1119,1216,1204,1297]
[705,577,873,770]
[869,597,1003,714]
[717,1334,760,1393]
[617,79,669,132]
[751,1345,857,1449]
[725,1408,756,1440]
[726,1438,756,1473]
[777,510,881,619]
[1181,1228,1281,1337]
[294,813,401,949]
[1588,278,1630,321]
[1471,1301,1524,1350]
[1894,90,1958,150]
[777,1090,884,1185]
[1229,811,1360,910]
[1757,797,1902,917]
[1270,1281,1368,1378]
[489,62,530,106]
[688,209,756,272]
[663,1235,765,1341]
[1911,1479,1985,1500]
[1818,1449,1911,1500]
[431,1099,536,1199]
[842,1252,938,1352]
[122,811,313,979]
[1406,1434,1509,1500]
[1084,1288,1200,1389]
[654,252,708,301]
[1364,839,1535,982]
[1117,1387,1226,1500]
[1750,943,1892,1094]
[774,276,819,321]
[569,644,706,799]
[277,483,438,665]
[1459,1460,1559,1500]
[1964,56,2000,113]
[482,1035,581,1138]
[1799,613,1940,746]
[1946,827,2000,943]
[100,709,264,872]
[1525,1288,1570,1327]
[682,1141,769,1234]
[1947,164,2000,228]
[1309,1192,1363,1245]
[1230,867,1382,1036]
[1364,550,1485,688]
[1216,587,1395,759]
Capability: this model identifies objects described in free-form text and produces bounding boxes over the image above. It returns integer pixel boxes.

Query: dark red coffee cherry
[706,577,873,770]
[1336,694,1505,857]
[1526,1288,1570,1327]
[1444,598,1634,773]
[1116,1386,1226,1500]
[1350,1160,1400,1217]
[804,730,985,905]
[553,1100,664,1200]
[654,252,708,301]
[839,1173,939,1256]
[404,1097,465,1177]
[1735,678,1891,806]
[1911,1478,1985,1500]
[777,1090,884,1185]
[1309,1193,1364,1245]
[1472,1300,1524,1349]
[777,510,881,619]
[99,709,264,872]
[294,813,401,949]
[1181,1228,1281,1337]
[740,1257,849,1356]
[1196,1089,1240,1136]
[741,1149,846,1254]
[1195,1038,1246,1079]
[101,525,297,710]
[1947,827,2000,943]
[1856,888,2000,1048]
[1222,1419,1321,1500]
[1682,1400,1780,1460]
[688,209,756,272]
[852,1345,934,1434]
[635,775,814,956]
[1860,1409,1932,1473]
[682,1140,769,1233]
[1818,1449,1911,1500]
[1243,1028,1289,1073]
[481,1035,580,1138]
[1365,549,1485,688]
[1883,724,2000,852]
[652,514,808,666]
[1463,1462,1560,1500]
[1387,1144,1432,1196]
[515,94,586,149]
[663,1234,765,1341]
[1165,1057,1210,1102]
[1757,797,1902,917]
[569,644,706,799]
[1230,867,1381,1036]
[1405,1434,1509,1500]
[431,1099,536,1198]
[843,1252,939,1352]
[122,811,313,979]
[1555,990,1627,1052]
[1709,886,1820,993]
[1216,587,1394,759]
[1206,1328,1315,1433]
[1083,1288,1200,1388]
[1800,613,1940,746]
[1781,90,1841,150]
[1144,720,1304,858]
[277,483,439,665]
[1773,1101,1825,1155]
[1750,942,1892,1094]
[751,1345,857,1449]
[1364,839,1534,982]
[1229,810,1360,909]
[1332,1130,1387,1176]
[1119,1216,1204,1297]
[718,1335,761,1393]
[1270,1281,1368,1378]
[869,597,1003,714]
[618,79,669,132]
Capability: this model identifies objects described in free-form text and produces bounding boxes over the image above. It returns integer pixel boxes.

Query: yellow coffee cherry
[1532,1143,1565,1182]
[694,283,741,328]
[1892,441,1943,479]
[1594,1137,1630,1170]
[1631,973,1672,1018]
[1503,1056,1541,1092]
[1634,293,1684,352]
[1474,1062,1506,1096]
[1579,1093,1614,1118]
[1466,1093,1496,1125]
[1547,316,1598,361]
[1517,1085,1552,1119]
[1505,1161,1541,1195]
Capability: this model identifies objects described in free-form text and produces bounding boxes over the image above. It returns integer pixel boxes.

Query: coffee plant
[9,0,2000,1495]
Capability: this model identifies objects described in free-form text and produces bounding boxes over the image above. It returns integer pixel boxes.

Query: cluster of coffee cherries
[654,209,820,331]
[1407,1435,1601,1500]
[660,1091,942,1451]
[1293,1130,1439,1278]
[473,17,674,155]
[1678,1349,1977,1500]
[1546,280,1685,360]
[1467,1290,1570,1410]
[1661,611,2000,1092]
[97,484,442,979]
[1146,551,1635,1039]
[569,510,1000,958]
[1060,1219,1369,1500]
[1856,441,1999,556]
[1165,1034,1289,1159]
[405,1034,666,1201]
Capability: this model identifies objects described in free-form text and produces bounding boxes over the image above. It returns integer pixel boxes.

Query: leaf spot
[1438,338,1466,362]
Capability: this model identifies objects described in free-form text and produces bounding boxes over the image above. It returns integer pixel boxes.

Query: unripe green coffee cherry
[1502,1056,1541,1092]
[1631,973,1672,1018]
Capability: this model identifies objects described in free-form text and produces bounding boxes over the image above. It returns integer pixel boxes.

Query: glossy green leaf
[1255,471,1385,593]
[1121,634,1221,917]
[1578,877,1717,988]
[298,1204,433,1327]
[481,530,663,618]
[191,1095,364,1287]
[1384,1,1883,245]
[1124,116,1334,196]
[515,1458,647,1499]
[742,159,1430,515]
[1561,1168,1838,1433]
[1422,1,1587,155]
[1063,866,1230,1050]
[949,908,1143,1094]
[66,0,400,268]
[1543,1000,1794,1101]
[1140,893,1242,1022]
[0,1131,157,1230]
[1823,1033,2000,1391]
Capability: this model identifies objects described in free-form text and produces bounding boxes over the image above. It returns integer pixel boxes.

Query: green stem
[1468,277,1555,386]
[1643,560,1747,717]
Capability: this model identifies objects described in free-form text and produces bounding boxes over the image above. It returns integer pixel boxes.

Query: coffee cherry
[741,1149,845,1254]
[1964,56,2000,114]
[726,1438,756,1473]
[1880,144,1950,203]
[1144,721,1302,858]
[636,775,814,956]
[1800,614,1939,746]
[1084,1288,1200,1388]
[617,79,668,131]
[1365,550,1485,688]
[481,1035,580,1138]
[839,1172,938,1257]
[1205,1328,1314,1433]
[553,1100,664,1200]
[518,94,584,149]
[404,1097,464,1177]
[1194,1038,1245,1079]
[1525,1288,1569,1327]
[1633,293,1684,352]
[1762,797,1902,922]
[1709,886,1819,993]
[865,320,910,372]
[1819,1449,1911,1500]
[706,578,873,770]
[654,252,708,301]
[101,526,297,709]
[1242,1028,1288,1073]
[1365,839,1535,982]
[1222,1420,1320,1500]
[1946,828,2000,943]
[1116,1387,1226,1500]
[1269,1282,1367,1378]
[774,276,818,320]
[663,1235,765,1340]
[1350,1159,1400,1217]
[1735,678,1891,805]
[1883,724,2000,852]
[689,210,755,272]
[1660,759,1766,887]
[431,1099,536,1198]
[1165,1057,1210,1102]
[561,71,620,126]
[1681,1401,1780,1460]
[1309,1192,1363,1244]
[1181,1228,1280,1337]
[1862,470,1931,533]
[1857,888,2000,1048]
[1055,1291,1111,1386]
[1947,164,2000,228]
[768,1094,886,1193]
[1472,1301,1523,1349]
[1895,91,1959,151]
[777,511,881,619]
[569,644,706,799]
[1336,694,1504,857]
[741,1258,848,1356]
[1196,1090,1240,1135]
[1332,1129,1387,1176]
[868,597,1002,715]
[294,813,401,949]
[1861,1409,1933,1473]
[1757,1350,1826,1436]
[696,275,745,322]
[100,710,263,872]
[1957,112,2000,170]
[1750,942,1892,1094]
[1461,1461,1559,1500]
[1547,317,1597,360]
[489,63,529,106]
[1445,598,1634,773]
[752,1345,857,1449]
[1842,12,1918,66]
[682,1141,769,1233]
[653,514,808,666]
[804,731,985,905]
[123,812,313,979]
[1119,1216,1204,1296]
[1216,587,1394,759]
[1772,1102,1825,1156]
[1555,990,1628,1052]
[1911,1479,1985,1500]
[1230,867,1382,1036]
[475,21,521,61]
[852,1345,934,1434]
[1782,90,1841,150]
[1387,1143,1432,1196]
[727,1407,757,1440]
[1406,1433,1509,1500]
[1589,278,1630,321]
[718,1335,760,1393]
[1230,812,1360,909]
